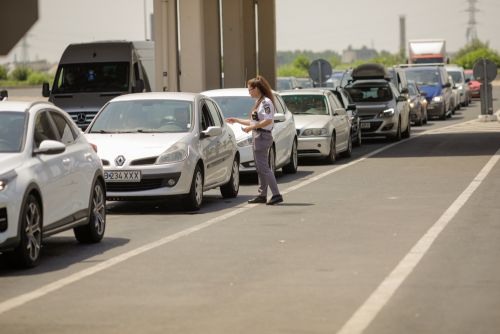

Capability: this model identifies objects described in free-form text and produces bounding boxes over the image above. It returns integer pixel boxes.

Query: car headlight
[0,170,17,191]
[302,128,328,136]
[157,142,188,164]
[237,136,253,148]
[378,108,395,118]
[432,96,443,102]
[409,102,415,109]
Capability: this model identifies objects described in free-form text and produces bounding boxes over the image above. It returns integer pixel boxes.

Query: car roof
[202,88,250,97]
[279,88,330,96]
[109,92,200,102]
[347,79,390,87]
[0,101,53,113]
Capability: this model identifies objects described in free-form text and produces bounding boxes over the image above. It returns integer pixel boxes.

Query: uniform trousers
[253,130,279,197]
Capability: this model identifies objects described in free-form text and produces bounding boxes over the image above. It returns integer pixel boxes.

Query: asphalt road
[1,87,500,334]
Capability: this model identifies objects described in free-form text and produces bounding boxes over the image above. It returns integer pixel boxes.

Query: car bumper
[297,136,331,157]
[0,189,21,250]
[426,102,446,117]
[359,116,399,137]
[104,159,195,200]
[237,145,258,173]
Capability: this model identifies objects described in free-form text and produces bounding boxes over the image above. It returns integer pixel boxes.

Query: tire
[8,194,42,268]
[325,135,336,164]
[184,165,203,211]
[390,119,402,142]
[268,146,276,174]
[440,104,447,120]
[282,139,298,174]
[220,157,240,198]
[341,134,352,158]
[74,180,106,243]
[402,117,411,139]
[354,128,362,147]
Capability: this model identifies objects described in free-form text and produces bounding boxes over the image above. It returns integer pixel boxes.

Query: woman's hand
[242,126,253,133]
[225,117,237,124]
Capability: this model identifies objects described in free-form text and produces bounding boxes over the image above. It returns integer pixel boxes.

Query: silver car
[447,65,470,107]
[202,88,298,174]
[85,92,240,211]
[280,89,352,163]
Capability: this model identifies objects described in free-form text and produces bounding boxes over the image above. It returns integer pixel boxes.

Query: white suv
[0,101,106,268]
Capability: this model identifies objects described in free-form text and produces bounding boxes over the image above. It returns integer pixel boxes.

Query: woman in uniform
[225,75,283,205]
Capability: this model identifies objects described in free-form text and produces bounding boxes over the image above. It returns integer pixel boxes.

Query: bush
[277,64,308,77]
[0,65,7,80]
[10,66,32,81]
[454,48,500,69]
[27,71,51,85]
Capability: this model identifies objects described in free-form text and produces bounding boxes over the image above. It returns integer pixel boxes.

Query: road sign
[473,58,497,83]
[309,59,332,86]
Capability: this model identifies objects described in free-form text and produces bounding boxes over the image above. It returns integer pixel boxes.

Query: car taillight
[90,143,98,153]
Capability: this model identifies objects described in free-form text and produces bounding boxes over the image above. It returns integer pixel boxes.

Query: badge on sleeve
[264,103,271,114]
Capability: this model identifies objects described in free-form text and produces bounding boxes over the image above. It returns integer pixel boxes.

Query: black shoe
[248,196,267,204]
[266,194,283,206]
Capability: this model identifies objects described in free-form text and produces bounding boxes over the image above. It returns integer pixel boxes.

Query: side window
[328,94,345,115]
[206,100,223,127]
[273,94,286,114]
[200,102,214,131]
[34,111,59,148]
[50,111,76,145]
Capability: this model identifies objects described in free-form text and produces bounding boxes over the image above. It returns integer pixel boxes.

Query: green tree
[454,48,500,69]
[454,39,489,60]
[10,66,31,81]
[0,65,7,80]
[293,55,310,72]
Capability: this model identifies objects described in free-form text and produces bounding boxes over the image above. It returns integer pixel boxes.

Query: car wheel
[354,128,362,147]
[74,180,106,243]
[391,119,402,142]
[268,146,276,174]
[325,135,336,164]
[220,157,240,198]
[341,134,352,158]
[282,139,298,174]
[184,165,203,211]
[9,194,42,268]
[402,117,411,138]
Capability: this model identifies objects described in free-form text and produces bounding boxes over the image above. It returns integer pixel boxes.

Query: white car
[85,92,240,211]
[280,89,352,163]
[0,101,106,268]
[202,88,298,174]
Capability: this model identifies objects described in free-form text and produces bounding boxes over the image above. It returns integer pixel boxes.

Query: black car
[330,87,362,146]
[407,80,428,126]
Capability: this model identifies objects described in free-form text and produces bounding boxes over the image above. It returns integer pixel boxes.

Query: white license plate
[104,170,141,183]
[361,122,371,129]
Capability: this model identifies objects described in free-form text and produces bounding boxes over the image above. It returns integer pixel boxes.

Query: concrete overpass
[1,0,276,92]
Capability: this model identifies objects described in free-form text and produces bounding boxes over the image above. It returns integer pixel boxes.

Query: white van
[43,41,155,129]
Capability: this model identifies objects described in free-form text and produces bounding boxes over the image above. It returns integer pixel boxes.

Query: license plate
[361,122,371,129]
[104,170,141,182]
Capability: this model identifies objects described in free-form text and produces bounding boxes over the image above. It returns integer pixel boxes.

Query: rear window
[345,85,393,102]
[281,95,329,115]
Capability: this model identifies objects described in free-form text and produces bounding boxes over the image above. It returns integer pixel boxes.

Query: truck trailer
[408,39,447,64]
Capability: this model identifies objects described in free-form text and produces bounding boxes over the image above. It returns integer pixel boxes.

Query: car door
[49,109,93,216]
[206,99,233,185]
[327,93,349,150]
[198,100,221,188]
[271,94,290,167]
[32,110,74,227]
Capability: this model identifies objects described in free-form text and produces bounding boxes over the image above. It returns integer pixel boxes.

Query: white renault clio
[0,101,106,268]
[85,92,240,211]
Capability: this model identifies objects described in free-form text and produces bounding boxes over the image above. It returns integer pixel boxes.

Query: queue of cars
[0,62,478,268]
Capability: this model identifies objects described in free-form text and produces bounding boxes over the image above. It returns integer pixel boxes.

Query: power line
[465,0,479,43]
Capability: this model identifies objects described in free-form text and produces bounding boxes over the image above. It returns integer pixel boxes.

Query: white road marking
[0,121,494,315]
[336,148,500,334]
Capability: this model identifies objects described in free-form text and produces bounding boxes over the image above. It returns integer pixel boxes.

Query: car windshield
[345,85,393,102]
[277,78,295,90]
[0,112,26,152]
[448,71,463,83]
[281,95,329,115]
[404,69,440,86]
[464,71,474,81]
[88,100,193,133]
[211,96,255,119]
[52,62,130,93]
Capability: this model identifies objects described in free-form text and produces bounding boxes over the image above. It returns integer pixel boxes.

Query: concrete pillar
[153,0,179,92]
[178,0,221,92]
[257,0,276,89]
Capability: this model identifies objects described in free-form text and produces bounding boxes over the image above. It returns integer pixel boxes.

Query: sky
[1,0,500,64]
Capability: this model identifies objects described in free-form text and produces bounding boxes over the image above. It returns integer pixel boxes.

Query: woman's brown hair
[247,75,275,106]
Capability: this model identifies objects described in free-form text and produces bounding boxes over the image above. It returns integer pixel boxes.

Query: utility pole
[20,36,29,64]
[465,0,479,43]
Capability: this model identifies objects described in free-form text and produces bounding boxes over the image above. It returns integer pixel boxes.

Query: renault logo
[115,155,126,166]
[77,113,86,123]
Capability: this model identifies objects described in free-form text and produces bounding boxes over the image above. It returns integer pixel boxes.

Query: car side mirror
[346,103,357,111]
[201,126,222,138]
[274,113,286,122]
[0,89,8,101]
[397,95,407,102]
[420,91,427,97]
[443,82,451,88]
[34,140,66,155]
[465,78,470,83]
[42,82,50,97]
[400,87,409,94]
